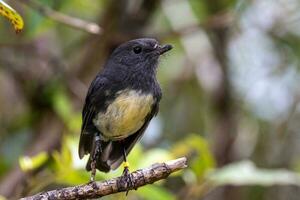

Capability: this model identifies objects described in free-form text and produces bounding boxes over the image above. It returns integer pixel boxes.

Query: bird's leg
[90,134,101,182]
[122,146,130,176]
[121,142,134,195]
[90,160,96,182]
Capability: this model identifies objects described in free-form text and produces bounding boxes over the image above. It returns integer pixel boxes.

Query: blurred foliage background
[1,0,300,199]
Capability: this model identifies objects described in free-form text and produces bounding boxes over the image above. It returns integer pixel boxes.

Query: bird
[78,38,173,183]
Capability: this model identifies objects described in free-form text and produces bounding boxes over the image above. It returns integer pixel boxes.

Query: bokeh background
[1,0,300,199]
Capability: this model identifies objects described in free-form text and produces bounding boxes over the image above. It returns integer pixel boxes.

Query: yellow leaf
[19,152,48,172]
[0,0,24,33]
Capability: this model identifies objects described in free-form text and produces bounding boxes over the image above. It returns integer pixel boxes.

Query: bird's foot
[89,134,102,183]
[122,162,134,195]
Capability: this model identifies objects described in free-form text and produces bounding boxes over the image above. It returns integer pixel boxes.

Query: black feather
[78,76,110,159]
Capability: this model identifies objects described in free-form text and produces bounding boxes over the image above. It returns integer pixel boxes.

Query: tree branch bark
[21,157,187,200]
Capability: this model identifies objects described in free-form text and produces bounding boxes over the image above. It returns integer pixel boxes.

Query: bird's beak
[157,44,173,55]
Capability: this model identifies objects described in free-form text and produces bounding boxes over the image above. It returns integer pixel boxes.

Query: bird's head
[107,38,173,72]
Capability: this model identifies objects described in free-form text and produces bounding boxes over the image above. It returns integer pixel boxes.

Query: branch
[19,0,102,35]
[21,157,187,200]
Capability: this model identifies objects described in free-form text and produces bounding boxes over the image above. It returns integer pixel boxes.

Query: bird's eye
[133,46,142,54]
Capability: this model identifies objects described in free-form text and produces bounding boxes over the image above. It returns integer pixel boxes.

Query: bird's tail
[85,138,110,172]
[86,132,142,172]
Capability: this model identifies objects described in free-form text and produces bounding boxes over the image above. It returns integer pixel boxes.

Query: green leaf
[52,89,72,122]
[52,136,73,173]
[67,112,82,133]
[52,136,98,185]
[208,160,300,186]
[172,134,215,178]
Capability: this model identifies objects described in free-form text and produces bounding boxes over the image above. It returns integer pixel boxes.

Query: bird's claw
[122,166,134,195]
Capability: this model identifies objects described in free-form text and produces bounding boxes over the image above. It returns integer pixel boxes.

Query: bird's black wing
[78,75,109,159]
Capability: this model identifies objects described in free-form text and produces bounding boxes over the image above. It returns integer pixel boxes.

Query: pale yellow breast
[93,90,154,140]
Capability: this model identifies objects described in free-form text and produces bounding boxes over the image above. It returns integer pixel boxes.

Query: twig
[21,157,187,200]
[19,0,102,35]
